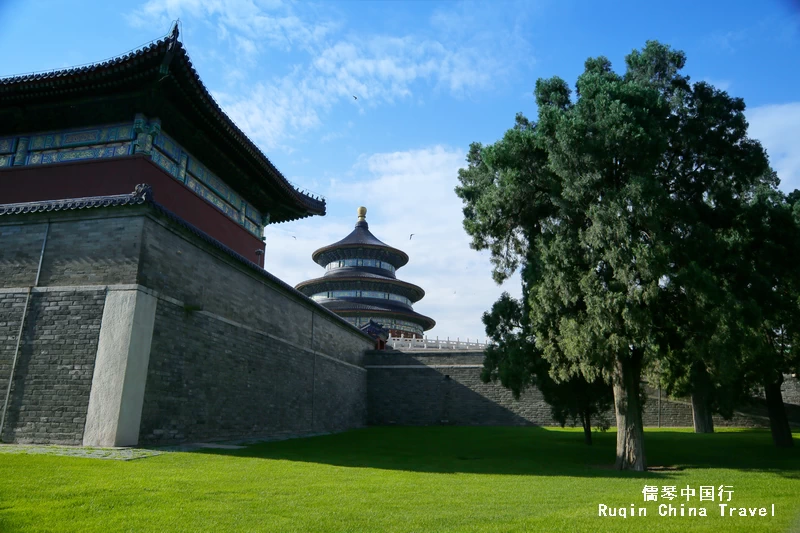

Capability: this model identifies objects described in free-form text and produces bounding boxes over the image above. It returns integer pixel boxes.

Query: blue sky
[2,0,798,340]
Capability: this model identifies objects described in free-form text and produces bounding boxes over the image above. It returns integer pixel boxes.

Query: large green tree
[456,41,776,469]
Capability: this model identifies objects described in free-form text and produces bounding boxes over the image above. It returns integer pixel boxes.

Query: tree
[724,186,800,447]
[481,291,613,445]
[456,41,776,469]
[647,74,773,433]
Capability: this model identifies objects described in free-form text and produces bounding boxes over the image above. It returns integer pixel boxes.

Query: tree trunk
[582,409,592,446]
[764,375,793,448]
[690,363,715,433]
[613,350,647,471]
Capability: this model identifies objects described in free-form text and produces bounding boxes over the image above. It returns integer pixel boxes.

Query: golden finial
[357,206,367,221]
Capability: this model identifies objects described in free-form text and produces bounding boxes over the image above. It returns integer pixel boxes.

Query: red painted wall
[0,155,266,267]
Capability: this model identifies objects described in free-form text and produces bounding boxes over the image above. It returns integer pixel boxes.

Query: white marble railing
[387,336,491,351]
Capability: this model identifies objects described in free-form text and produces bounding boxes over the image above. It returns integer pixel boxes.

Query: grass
[0,427,798,532]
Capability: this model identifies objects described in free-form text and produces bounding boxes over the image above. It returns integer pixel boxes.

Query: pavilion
[296,207,435,338]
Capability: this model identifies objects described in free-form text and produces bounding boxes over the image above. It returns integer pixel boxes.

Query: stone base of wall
[366,351,800,429]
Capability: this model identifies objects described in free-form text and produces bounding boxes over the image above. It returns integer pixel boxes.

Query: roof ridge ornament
[133,183,153,201]
[356,206,368,228]
[159,21,181,77]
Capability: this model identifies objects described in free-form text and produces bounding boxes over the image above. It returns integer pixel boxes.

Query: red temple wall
[0,155,265,266]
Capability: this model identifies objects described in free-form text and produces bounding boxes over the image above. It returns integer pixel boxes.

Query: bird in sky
[292,236,296,240]
[409,234,415,240]
[353,95,358,100]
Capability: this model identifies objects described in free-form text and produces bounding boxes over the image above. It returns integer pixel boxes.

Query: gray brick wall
[0,215,143,289]
[136,215,373,445]
[366,352,554,426]
[366,351,800,429]
[639,389,774,428]
[2,209,373,447]
[312,355,366,433]
[0,290,105,444]
[311,313,369,367]
[0,212,141,445]
[139,300,369,445]
[138,216,370,363]
[37,217,142,287]
[782,375,800,405]
[140,300,315,444]
[0,223,47,288]
[0,291,28,427]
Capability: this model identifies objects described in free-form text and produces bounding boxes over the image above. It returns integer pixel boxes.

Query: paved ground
[0,444,161,461]
[0,432,332,460]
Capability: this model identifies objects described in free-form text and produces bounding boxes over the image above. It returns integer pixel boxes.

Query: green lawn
[1,427,799,532]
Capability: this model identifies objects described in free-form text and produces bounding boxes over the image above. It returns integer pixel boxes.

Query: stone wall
[0,214,135,445]
[366,351,800,429]
[0,290,106,445]
[0,206,374,446]
[366,352,554,426]
[136,215,373,445]
[782,375,800,406]
[138,298,368,444]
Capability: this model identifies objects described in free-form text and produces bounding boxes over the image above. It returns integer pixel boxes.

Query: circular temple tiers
[295,207,435,338]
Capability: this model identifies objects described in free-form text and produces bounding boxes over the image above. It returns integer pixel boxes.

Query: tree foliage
[481,291,613,445]
[724,187,800,447]
[456,41,788,469]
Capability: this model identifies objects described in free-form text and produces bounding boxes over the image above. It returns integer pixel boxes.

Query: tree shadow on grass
[181,426,800,479]
[643,428,800,479]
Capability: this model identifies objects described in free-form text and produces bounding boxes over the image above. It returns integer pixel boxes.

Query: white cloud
[264,146,522,341]
[207,32,513,151]
[127,0,530,152]
[127,0,336,54]
[211,74,323,153]
[747,101,800,192]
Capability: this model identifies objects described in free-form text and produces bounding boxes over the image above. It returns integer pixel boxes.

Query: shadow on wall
[367,365,549,427]
[364,351,799,430]
[365,351,568,428]
[178,426,800,478]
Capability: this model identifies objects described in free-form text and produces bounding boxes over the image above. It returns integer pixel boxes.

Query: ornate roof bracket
[133,114,162,156]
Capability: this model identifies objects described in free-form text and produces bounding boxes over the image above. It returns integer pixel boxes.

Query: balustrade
[386,336,491,351]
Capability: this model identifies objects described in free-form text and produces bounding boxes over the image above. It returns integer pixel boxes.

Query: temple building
[0,25,324,266]
[296,207,435,338]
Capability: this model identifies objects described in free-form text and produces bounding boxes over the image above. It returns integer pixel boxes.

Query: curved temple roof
[297,207,435,334]
[0,24,324,224]
[311,206,409,268]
